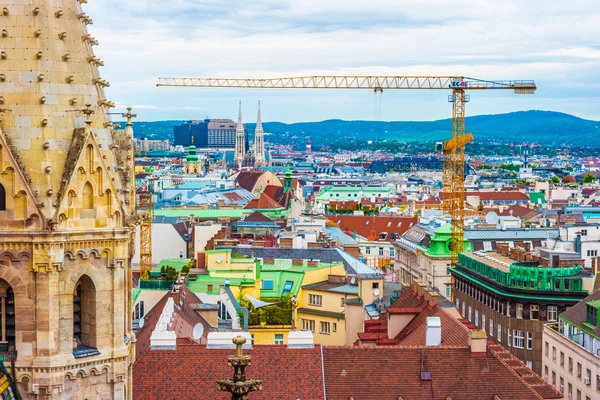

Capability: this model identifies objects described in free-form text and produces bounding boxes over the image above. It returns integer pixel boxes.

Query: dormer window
[586,303,598,326]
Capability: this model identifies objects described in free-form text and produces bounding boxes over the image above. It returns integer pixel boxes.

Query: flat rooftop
[466,251,515,273]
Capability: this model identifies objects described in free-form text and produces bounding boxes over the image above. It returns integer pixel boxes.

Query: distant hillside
[126,111,600,146]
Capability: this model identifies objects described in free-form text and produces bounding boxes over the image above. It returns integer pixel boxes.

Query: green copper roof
[450,268,586,302]
[425,224,472,258]
[456,253,586,293]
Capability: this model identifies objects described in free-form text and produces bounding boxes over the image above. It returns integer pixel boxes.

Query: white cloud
[84,0,600,121]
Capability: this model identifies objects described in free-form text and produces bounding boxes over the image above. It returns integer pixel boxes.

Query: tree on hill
[583,173,596,183]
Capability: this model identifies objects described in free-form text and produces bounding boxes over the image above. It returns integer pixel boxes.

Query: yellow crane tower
[157,75,536,298]
[138,190,153,277]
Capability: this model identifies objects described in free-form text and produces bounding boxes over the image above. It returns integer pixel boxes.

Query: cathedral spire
[235,101,246,165]
[254,101,265,166]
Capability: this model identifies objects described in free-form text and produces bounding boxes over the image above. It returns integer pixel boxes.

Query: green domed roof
[186,145,199,162]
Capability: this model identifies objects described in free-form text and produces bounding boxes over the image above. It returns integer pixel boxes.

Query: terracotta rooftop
[244,192,283,209]
[326,215,418,242]
[323,346,562,400]
[133,345,324,400]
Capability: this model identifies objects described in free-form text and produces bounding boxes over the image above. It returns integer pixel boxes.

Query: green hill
[127,111,600,146]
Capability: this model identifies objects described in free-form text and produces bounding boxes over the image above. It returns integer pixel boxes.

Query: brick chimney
[292,259,304,266]
[343,244,360,259]
[424,289,439,308]
[469,330,487,355]
[280,237,293,248]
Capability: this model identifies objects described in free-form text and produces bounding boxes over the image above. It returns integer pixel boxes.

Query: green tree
[583,173,596,183]
[552,176,560,185]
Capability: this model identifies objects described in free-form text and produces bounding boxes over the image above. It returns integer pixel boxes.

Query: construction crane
[157,75,536,299]
[138,190,153,278]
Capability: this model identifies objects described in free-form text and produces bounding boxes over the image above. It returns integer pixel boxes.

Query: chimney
[416,283,426,298]
[425,290,439,308]
[206,332,252,349]
[425,317,441,346]
[292,259,304,266]
[343,244,360,259]
[287,330,314,348]
[150,298,177,349]
[469,330,487,355]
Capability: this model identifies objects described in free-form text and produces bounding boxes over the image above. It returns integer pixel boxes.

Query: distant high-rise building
[235,101,246,165]
[173,119,237,148]
[254,101,265,165]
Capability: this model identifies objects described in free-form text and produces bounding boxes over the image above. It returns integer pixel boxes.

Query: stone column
[0,294,6,343]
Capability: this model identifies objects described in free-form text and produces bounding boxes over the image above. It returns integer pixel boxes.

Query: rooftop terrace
[455,252,590,295]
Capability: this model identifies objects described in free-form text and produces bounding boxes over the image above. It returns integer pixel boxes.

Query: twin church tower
[0,0,135,398]
[235,101,266,167]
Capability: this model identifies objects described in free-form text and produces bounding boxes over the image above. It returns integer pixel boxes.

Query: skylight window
[365,221,370,226]
[397,222,402,227]
[387,222,392,227]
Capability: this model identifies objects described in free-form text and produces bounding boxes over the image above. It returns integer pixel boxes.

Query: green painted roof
[154,209,248,218]
[586,300,600,309]
[132,288,141,305]
[529,192,547,204]
[435,224,452,235]
[153,208,287,219]
[188,275,255,295]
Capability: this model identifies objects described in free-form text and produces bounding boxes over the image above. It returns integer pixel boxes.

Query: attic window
[397,222,402,227]
[365,221,370,226]
[420,372,431,381]
[409,223,413,227]
[387,222,392,227]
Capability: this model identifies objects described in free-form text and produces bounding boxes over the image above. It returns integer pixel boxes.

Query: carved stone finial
[217,336,263,399]
[122,107,137,127]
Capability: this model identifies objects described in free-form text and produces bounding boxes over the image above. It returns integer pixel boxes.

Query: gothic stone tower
[0,0,135,398]
[234,101,245,166]
[254,101,265,166]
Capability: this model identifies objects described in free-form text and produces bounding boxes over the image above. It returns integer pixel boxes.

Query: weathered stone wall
[0,0,135,398]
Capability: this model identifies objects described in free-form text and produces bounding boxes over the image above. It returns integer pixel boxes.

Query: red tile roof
[235,170,265,192]
[323,346,561,400]
[244,192,283,209]
[133,345,324,400]
[326,215,418,242]
[444,191,530,201]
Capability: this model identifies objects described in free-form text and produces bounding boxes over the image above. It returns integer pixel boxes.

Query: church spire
[254,101,265,166]
[235,101,246,165]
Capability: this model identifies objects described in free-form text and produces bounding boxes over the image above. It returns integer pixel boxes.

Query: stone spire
[0,0,132,223]
[217,336,262,400]
[0,1,134,397]
[254,101,265,166]
[235,101,246,166]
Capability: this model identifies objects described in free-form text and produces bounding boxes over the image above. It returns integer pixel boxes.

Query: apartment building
[542,291,600,400]
[451,243,594,374]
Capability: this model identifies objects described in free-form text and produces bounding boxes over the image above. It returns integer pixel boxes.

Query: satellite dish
[216,255,223,264]
[373,288,380,296]
[350,277,356,285]
[485,212,499,225]
[192,323,204,340]
[138,317,144,328]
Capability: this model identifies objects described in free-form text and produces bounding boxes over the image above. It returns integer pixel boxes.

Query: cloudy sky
[86,0,600,123]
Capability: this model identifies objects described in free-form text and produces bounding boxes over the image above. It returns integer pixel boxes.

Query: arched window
[73,275,99,358]
[0,279,15,352]
[82,182,93,210]
[0,184,6,211]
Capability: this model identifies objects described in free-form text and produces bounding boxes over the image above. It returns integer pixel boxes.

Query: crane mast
[157,75,536,300]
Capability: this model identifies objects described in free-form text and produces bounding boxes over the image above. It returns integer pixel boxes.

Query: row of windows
[456,298,533,350]
[544,365,599,400]
[456,279,558,321]
[308,294,322,307]
[365,247,395,256]
[301,318,337,335]
[545,342,599,392]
